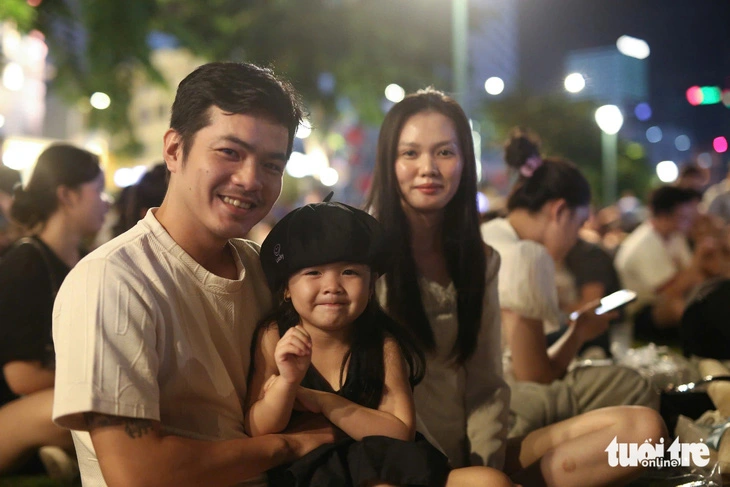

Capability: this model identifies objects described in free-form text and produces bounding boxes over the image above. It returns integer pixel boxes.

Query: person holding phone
[481,153,660,438]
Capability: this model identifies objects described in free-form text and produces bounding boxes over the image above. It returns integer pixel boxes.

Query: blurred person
[0,144,108,479]
[703,166,730,224]
[482,151,658,438]
[0,165,23,255]
[111,162,168,237]
[614,185,708,345]
[675,162,708,193]
[368,89,665,487]
[51,62,336,487]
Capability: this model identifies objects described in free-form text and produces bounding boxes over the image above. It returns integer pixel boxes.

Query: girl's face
[285,262,372,335]
[394,111,463,215]
[66,172,110,236]
[544,203,590,261]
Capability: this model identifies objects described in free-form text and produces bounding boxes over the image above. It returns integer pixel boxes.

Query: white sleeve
[464,250,510,469]
[497,240,561,327]
[52,257,161,431]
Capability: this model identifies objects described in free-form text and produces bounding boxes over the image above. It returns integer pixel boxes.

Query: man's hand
[281,413,341,458]
[274,325,312,385]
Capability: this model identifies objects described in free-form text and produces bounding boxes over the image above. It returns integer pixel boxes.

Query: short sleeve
[496,240,561,328]
[0,244,54,366]
[52,257,161,431]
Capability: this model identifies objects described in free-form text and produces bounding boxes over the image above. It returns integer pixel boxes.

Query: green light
[699,86,722,105]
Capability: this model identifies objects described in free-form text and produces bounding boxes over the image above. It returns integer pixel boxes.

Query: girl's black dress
[267,362,451,487]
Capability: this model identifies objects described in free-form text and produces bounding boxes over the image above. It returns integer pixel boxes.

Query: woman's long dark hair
[251,283,426,409]
[365,88,486,365]
[11,144,101,229]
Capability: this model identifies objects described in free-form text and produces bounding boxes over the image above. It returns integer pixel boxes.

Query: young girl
[247,196,512,487]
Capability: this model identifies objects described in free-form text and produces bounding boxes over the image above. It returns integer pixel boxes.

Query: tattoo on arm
[84,413,158,439]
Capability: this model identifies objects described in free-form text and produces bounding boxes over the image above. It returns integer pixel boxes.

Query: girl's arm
[244,325,311,436]
[296,337,415,442]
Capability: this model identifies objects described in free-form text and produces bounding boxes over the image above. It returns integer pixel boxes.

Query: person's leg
[567,365,660,413]
[506,406,668,487]
[508,379,575,438]
[0,388,73,473]
[445,466,514,487]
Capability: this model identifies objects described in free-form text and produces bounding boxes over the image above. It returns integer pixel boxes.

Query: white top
[614,220,693,311]
[376,251,510,470]
[480,218,563,379]
[52,210,271,487]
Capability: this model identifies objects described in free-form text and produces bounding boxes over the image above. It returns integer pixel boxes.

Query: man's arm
[86,413,334,487]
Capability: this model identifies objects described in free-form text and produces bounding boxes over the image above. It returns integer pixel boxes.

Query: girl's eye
[342,269,358,276]
[438,148,455,156]
[304,270,320,276]
[401,150,417,158]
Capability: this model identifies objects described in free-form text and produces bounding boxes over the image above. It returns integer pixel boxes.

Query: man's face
[164,107,289,244]
[671,200,699,235]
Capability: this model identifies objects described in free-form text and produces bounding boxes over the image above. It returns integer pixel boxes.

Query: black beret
[260,197,389,293]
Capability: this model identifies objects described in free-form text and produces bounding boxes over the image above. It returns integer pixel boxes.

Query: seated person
[615,185,714,345]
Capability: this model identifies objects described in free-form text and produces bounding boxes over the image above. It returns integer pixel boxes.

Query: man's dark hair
[649,185,701,216]
[170,62,305,159]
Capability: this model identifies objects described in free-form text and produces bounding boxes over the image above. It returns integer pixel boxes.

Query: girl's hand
[296,386,323,414]
[274,325,312,385]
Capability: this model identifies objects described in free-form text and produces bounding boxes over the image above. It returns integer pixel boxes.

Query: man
[615,185,705,344]
[52,62,334,486]
[703,167,730,224]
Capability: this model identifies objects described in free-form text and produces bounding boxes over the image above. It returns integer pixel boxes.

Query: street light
[452,0,468,108]
[594,105,623,205]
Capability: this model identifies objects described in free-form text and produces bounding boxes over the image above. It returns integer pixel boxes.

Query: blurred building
[565,46,648,106]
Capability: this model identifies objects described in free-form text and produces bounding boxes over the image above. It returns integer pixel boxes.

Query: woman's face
[394,111,464,216]
[544,203,590,261]
[67,172,110,236]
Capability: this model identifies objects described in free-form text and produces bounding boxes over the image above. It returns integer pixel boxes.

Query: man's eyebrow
[220,135,288,161]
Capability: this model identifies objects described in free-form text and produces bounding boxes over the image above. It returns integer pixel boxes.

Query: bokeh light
[616,35,650,59]
[90,92,111,110]
[295,120,312,139]
[319,167,339,187]
[656,160,678,183]
[646,126,662,143]
[626,142,644,160]
[384,84,405,103]
[713,136,728,153]
[697,152,712,168]
[484,77,504,96]
[686,86,703,106]
[564,73,585,93]
[634,103,652,121]
[674,135,690,152]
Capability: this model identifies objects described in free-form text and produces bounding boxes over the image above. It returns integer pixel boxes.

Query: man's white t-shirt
[52,210,271,486]
[614,221,692,311]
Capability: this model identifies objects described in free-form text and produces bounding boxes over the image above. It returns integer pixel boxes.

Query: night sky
[517,0,730,151]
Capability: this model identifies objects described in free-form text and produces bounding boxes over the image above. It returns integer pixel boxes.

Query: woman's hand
[295,387,324,414]
[571,300,616,343]
[274,325,312,385]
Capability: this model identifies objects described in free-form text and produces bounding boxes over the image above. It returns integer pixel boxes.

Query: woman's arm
[296,337,415,442]
[244,325,311,436]
[3,360,55,395]
[464,248,510,469]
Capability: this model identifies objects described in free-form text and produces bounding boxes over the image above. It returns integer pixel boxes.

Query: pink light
[686,86,703,106]
[713,136,728,153]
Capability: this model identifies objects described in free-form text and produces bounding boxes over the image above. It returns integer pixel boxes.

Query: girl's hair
[365,88,486,365]
[11,144,101,228]
[503,126,541,172]
[254,286,426,409]
[506,156,591,213]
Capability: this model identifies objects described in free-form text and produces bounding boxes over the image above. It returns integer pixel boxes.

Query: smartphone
[569,289,637,321]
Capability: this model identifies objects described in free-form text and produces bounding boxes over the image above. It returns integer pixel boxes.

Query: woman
[367,88,666,486]
[482,140,660,438]
[0,144,109,476]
